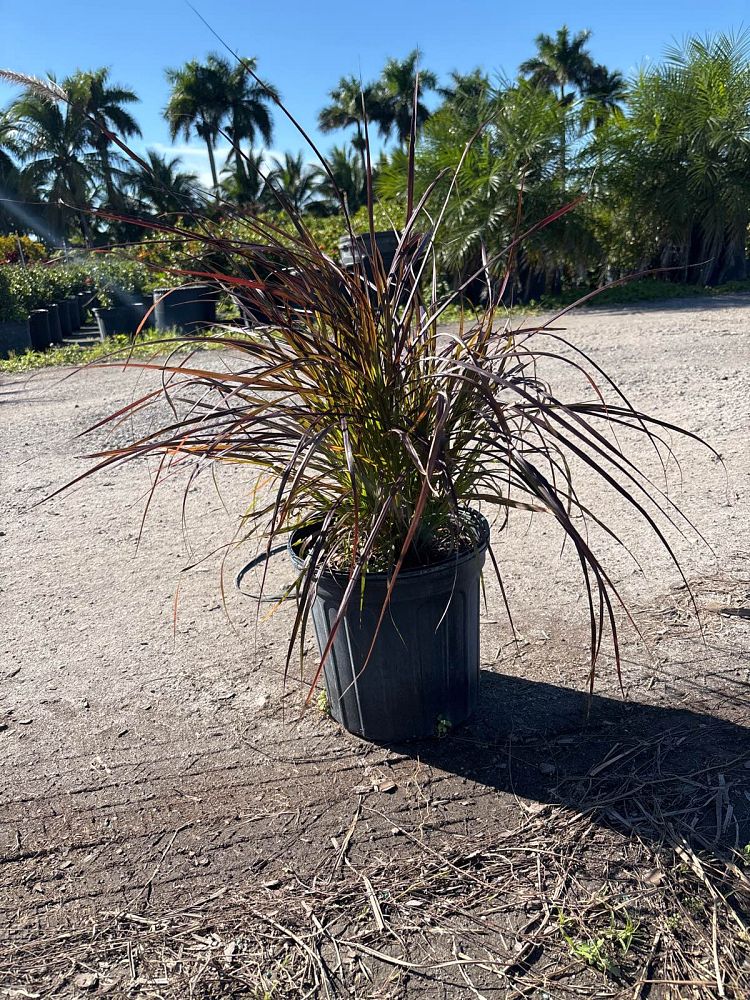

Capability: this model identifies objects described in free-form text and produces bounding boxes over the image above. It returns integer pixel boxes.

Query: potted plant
[28,308,52,350]
[44,75,708,742]
[0,268,31,358]
[90,256,152,339]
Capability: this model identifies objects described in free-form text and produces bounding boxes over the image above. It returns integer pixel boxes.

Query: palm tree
[68,68,141,206]
[218,56,278,188]
[436,69,492,130]
[164,57,226,196]
[220,149,267,209]
[0,111,26,235]
[264,152,319,213]
[375,50,438,146]
[606,30,750,283]
[520,26,596,192]
[0,110,16,174]
[580,64,627,131]
[318,75,383,171]
[438,69,491,106]
[7,84,97,242]
[313,145,366,214]
[125,149,202,216]
[377,79,580,301]
[520,26,595,105]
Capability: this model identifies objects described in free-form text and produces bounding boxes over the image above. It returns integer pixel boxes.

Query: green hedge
[0,269,25,322]
[0,255,152,323]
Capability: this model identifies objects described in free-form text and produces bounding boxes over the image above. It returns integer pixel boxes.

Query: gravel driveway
[2,299,749,997]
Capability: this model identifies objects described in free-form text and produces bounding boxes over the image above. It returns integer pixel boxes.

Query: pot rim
[287,508,490,583]
[153,283,214,294]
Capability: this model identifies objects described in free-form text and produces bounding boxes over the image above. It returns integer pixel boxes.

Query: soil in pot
[288,512,490,742]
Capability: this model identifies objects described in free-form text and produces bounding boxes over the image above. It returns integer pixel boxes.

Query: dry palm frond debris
[3,732,749,998]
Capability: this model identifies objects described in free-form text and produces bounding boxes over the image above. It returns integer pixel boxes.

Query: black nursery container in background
[29,309,52,351]
[338,230,401,276]
[93,302,149,339]
[153,283,217,333]
[55,299,72,338]
[47,303,63,344]
[0,318,31,359]
[66,296,81,331]
[288,513,490,742]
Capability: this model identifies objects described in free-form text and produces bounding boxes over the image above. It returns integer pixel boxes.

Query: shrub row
[0,255,152,322]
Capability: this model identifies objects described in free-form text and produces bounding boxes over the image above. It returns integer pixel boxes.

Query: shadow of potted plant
[34,70,712,743]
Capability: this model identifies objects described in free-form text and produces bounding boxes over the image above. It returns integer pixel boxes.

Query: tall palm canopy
[0,110,28,234]
[222,56,278,186]
[314,144,366,214]
[164,54,276,197]
[265,151,319,213]
[6,81,97,242]
[318,74,378,163]
[520,26,595,104]
[438,69,491,104]
[375,49,438,145]
[581,64,627,130]
[125,149,202,216]
[68,68,141,204]
[164,57,226,195]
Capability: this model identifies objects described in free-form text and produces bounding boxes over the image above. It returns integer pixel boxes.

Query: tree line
[1,27,749,297]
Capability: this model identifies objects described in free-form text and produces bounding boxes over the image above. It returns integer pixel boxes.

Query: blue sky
[1,0,747,185]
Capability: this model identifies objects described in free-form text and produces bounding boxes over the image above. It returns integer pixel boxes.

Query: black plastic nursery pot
[288,513,490,742]
[76,291,91,324]
[66,296,81,331]
[153,284,217,333]
[55,300,72,338]
[338,230,401,273]
[47,303,63,344]
[29,309,52,351]
[93,303,148,339]
[0,319,32,359]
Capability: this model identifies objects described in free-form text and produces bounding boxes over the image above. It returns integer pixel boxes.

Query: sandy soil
[1,298,749,997]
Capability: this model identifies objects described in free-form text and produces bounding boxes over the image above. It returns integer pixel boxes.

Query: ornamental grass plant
[13,65,711,696]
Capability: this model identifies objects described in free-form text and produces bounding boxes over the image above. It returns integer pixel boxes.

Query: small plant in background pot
[26,66,710,743]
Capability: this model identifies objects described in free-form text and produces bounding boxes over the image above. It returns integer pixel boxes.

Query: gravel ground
[1,298,749,997]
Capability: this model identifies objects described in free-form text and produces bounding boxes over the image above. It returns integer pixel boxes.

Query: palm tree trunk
[99,143,116,206]
[204,135,219,198]
[355,122,366,176]
[78,208,92,247]
[234,144,248,184]
[559,86,567,196]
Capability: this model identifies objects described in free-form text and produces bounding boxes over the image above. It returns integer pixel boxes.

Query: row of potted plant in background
[0,265,91,356]
[0,256,220,357]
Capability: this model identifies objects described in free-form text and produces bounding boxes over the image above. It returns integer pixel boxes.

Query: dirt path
[1,299,749,997]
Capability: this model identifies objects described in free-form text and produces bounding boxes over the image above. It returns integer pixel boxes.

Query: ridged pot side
[289,513,490,742]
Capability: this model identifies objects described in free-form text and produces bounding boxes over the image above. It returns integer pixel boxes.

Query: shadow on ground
[396,671,750,849]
